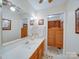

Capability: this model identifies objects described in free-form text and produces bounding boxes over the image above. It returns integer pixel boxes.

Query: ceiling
[7,0,67,11]
[28,0,67,10]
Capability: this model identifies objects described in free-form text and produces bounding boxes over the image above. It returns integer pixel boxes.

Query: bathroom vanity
[2,37,45,59]
[30,40,44,59]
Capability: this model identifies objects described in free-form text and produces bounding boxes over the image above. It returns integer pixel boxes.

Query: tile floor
[47,46,63,55]
[42,46,79,59]
[42,46,63,59]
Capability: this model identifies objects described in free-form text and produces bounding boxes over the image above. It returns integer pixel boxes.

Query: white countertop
[1,37,45,59]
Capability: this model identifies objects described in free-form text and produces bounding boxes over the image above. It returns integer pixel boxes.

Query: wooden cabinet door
[30,49,38,59]
[38,49,43,59]
[55,30,63,48]
[30,41,44,59]
[38,41,44,59]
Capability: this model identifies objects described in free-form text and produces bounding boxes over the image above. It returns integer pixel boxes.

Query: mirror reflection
[2,3,29,45]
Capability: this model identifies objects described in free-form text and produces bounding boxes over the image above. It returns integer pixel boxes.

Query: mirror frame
[75,8,79,33]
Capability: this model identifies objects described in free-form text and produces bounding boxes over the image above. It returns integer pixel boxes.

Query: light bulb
[10,6,16,12]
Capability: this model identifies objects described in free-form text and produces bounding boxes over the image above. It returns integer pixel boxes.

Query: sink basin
[25,41,29,44]
[24,40,34,49]
[25,41,32,49]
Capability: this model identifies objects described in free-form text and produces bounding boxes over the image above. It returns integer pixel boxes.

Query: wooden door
[55,20,61,28]
[48,21,56,28]
[48,20,63,48]
[55,29,63,48]
[21,27,27,38]
[48,28,55,46]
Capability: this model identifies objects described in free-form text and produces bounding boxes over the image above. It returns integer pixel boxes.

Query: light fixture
[39,0,43,3]
[30,16,37,20]
[34,16,37,19]
[48,0,53,3]
[48,15,53,18]
[30,17,34,20]
[39,0,53,4]
[10,6,16,12]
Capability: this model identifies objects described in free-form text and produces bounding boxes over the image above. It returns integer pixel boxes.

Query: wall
[2,6,23,43]
[28,18,46,38]
[65,0,79,54]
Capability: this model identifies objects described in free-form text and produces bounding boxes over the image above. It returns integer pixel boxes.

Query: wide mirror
[2,1,29,45]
